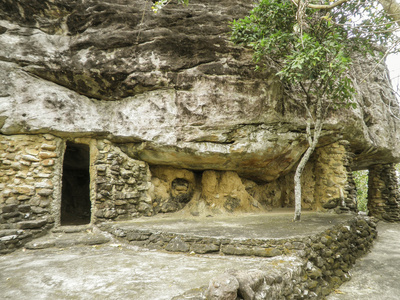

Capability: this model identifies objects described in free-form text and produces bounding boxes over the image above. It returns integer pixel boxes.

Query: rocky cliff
[1,0,399,180]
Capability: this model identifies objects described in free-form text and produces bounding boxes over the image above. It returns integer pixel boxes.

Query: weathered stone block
[120,169,132,179]
[35,181,53,189]
[125,192,140,199]
[115,200,127,206]
[25,240,56,249]
[18,205,31,213]
[41,159,55,166]
[221,245,248,256]
[251,247,282,257]
[2,211,21,220]
[41,144,56,151]
[137,202,152,213]
[38,151,57,159]
[307,266,323,280]
[17,195,30,201]
[2,159,12,165]
[126,232,150,241]
[0,235,18,242]
[10,162,21,170]
[103,209,117,219]
[2,204,17,213]
[96,165,107,172]
[17,219,47,229]
[39,200,50,208]
[20,160,31,166]
[206,274,239,300]
[191,243,220,254]
[165,237,190,252]
[26,149,39,156]
[21,154,40,162]
[0,229,20,238]
[15,185,35,195]
[37,189,53,196]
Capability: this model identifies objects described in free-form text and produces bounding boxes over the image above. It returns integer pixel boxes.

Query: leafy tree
[154,0,400,220]
[231,0,398,221]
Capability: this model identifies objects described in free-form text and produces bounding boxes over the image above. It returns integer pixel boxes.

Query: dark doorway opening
[61,142,91,225]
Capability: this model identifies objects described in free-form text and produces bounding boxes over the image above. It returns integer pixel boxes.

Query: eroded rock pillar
[314,140,357,212]
[368,164,400,221]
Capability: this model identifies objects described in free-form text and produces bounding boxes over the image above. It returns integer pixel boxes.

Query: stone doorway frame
[53,139,97,227]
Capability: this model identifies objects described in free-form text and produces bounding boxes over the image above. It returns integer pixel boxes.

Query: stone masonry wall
[368,163,400,221]
[102,216,377,299]
[0,134,63,254]
[93,140,152,222]
[203,217,377,300]
[314,141,357,212]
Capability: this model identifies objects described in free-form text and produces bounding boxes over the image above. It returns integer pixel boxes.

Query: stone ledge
[24,230,110,250]
[101,215,377,299]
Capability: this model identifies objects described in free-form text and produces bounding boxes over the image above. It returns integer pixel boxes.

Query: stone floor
[2,243,290,300]
[0,211,366,300]
[328,222,400,300]
[107,209,354,240]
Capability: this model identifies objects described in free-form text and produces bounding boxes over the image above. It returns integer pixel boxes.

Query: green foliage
[230,0,398,109]
[353,170,369,212]
[353,164,400,212]
[334,1,399,54]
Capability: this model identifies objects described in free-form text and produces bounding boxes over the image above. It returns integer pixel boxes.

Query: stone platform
[0,211,377,299]
[100,211,376,299]
[103,210,354,240]
[100,210,355,257]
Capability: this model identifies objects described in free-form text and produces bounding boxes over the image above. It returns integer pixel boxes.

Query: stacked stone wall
[368,163,400,221]
[93,140,152,222]
[203,217,376,299]
[314,141,357,212]
[0,134,62,254]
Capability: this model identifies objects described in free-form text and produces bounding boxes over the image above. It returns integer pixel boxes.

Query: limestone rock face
[0,0,399,182]
[150,166,263,216]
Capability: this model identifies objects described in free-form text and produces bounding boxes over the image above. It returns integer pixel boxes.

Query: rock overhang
[0,0,400,181]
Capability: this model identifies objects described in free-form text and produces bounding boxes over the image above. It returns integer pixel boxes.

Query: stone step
[52,224,93,234]
[25,229,110,250]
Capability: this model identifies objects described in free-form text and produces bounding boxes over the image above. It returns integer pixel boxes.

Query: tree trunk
[293,114,323,221]
[293,143,317,221]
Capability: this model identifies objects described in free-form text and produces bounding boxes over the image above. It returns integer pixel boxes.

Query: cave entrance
[61,142,91,225]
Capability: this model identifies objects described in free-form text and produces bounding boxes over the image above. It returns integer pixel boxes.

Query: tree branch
[378,0,400,26]
[291,0,349,10]
[293,0,400,27]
